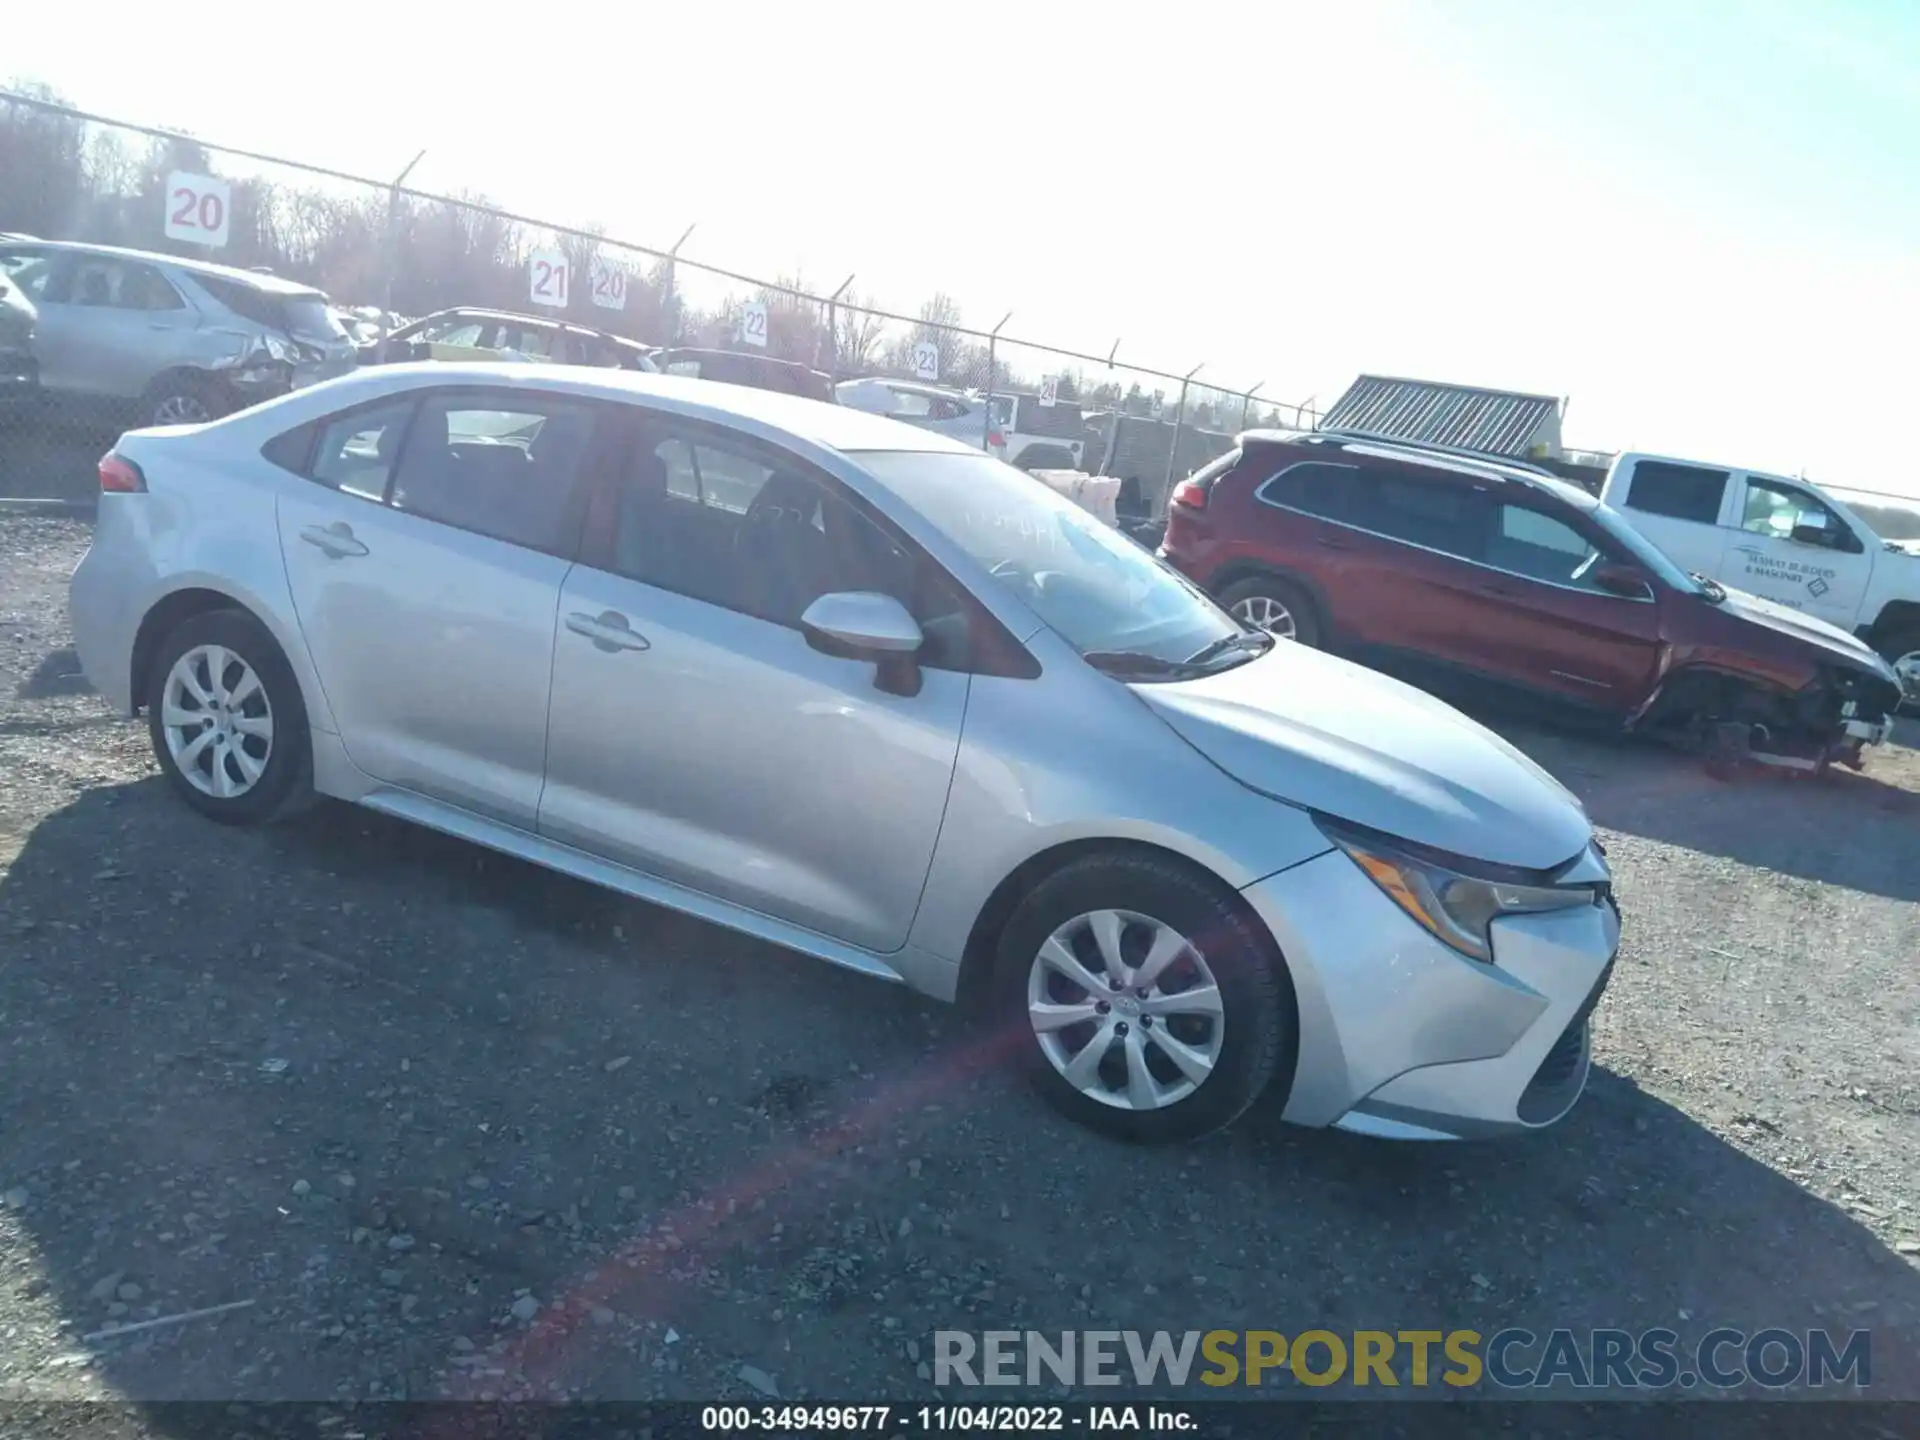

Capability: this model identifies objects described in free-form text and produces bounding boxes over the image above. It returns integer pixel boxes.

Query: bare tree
[834,292,886,375]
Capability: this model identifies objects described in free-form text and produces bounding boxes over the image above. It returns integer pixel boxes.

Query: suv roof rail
[1307,427,1559,479]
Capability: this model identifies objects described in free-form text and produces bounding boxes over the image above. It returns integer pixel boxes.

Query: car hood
[1131,643,1592,870]
[1713,585,1897,679]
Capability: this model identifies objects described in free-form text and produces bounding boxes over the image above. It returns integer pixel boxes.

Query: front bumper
[1242,849,1620,1139]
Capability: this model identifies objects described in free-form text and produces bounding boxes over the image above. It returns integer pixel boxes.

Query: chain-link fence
[0,87,1318,514]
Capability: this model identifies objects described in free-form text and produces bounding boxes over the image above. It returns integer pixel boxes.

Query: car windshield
[855,449,1241,667]
[1585,499,1705,596]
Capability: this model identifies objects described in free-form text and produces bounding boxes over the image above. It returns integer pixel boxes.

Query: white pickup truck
[1601,453,1920,705]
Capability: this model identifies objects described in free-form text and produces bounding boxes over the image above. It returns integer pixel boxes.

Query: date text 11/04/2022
[700,1406,1194,1432]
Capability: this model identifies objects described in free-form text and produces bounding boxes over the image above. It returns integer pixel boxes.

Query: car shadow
[15,645,91,700]
[2,780,1916,1421]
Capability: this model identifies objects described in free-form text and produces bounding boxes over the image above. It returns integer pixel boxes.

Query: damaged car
[1159,431,1903,776]
[0,239,357,427]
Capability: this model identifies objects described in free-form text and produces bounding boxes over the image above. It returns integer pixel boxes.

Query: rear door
[274,386,614,827]
[1612,459,1733,576]
[1723,474,1873,628]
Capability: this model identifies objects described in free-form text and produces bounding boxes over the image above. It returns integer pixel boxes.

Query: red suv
[1159,431,1903,770]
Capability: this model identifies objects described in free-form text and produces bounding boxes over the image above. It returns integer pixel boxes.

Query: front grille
[1516,953,1617,1125]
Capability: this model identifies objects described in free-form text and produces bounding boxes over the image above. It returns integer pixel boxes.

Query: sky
[8,0,1919,499]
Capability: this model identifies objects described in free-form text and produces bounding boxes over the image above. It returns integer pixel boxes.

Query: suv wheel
[1217,575,1320,645]
[146,609,311,825]
[992,853,1293,1143]
[144,375,233,427]
[1877,627,1920,710]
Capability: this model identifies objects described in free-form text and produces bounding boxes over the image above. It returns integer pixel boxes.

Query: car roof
[839,377,968,400]
[1241,428,1599,509]
[423,307,623,338]
[9,239,325,297]
[293,362,977,455]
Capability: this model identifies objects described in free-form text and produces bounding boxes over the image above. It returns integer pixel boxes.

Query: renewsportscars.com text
[933,1327,1871,1391]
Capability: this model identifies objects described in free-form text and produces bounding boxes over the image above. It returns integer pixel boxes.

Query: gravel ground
[1,514,1916,1423]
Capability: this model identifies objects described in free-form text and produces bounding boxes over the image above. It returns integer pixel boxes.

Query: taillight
[1171,480,1208,509]
[98,453,147,493]
[987,431,1006,449]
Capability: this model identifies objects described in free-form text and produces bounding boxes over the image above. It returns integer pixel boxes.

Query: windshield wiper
[1689,572,1727,603]
[1184,630,1275,667]
[1080,649,1209,679]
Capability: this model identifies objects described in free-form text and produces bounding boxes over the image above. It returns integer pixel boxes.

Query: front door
[1722,474,1873,629]
[538,415,969,953]
[274,386,610,827]
[1443,500,1663,707]
[32,254,201,400]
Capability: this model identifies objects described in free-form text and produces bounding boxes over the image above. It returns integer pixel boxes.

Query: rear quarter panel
[109,423,340,734]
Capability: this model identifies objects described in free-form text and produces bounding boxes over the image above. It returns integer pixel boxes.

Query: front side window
[1740,478,1856,551]
[60,258,176,310]
[1486,504,1608,590]
[0,247,55,298]
[420,319,486,347]
[855,449,1239,667]
[601,425,971,662]
[389,393,603,554]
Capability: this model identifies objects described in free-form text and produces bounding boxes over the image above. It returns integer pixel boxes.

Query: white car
[1602,452,1920,704]
[834,378,993,451]
[69,362,1619,1143]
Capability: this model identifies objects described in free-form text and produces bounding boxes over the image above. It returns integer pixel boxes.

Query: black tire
[990,852,1294,1144]
[1216,574,1322,647]
[142,373,236,428]
[1875,626,1920,712]
[145,608,311,826]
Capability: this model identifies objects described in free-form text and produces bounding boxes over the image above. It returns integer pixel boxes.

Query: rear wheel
[992,853,1293,1143]
[1217,574,1320,646]
[142,373,237,428]
[145,609,310,825]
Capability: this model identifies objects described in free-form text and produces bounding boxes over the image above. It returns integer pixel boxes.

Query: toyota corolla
[69,363,1620,1143]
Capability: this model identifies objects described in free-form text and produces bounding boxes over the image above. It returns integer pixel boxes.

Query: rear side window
[388,394,604,555]
[310,399,417,502]
[1257,461,1360,521]
[1623,461,1727,523]
[1353,468,1495,557]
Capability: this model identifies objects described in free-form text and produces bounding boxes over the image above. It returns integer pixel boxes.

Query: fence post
[375,149,425,364]
[1161,362,1204,514]
[983,311,1012,453]
[663,222,696,344]
[1240,381,1263,432]
[824,273,855,382]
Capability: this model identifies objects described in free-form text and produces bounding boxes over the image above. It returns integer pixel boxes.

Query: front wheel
[1876,628,1920,711]
[146,608,311,825]
[992,853,1294,1143]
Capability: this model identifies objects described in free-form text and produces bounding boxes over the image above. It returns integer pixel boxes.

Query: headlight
[1317,817,1600,963]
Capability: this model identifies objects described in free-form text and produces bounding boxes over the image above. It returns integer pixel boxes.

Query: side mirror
[1592,561,1653,600]
[800,591,924,697]
[1790,510,1835,547]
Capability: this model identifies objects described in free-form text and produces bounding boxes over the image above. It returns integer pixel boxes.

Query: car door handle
[566,610,651,652]
[299,522,368,558]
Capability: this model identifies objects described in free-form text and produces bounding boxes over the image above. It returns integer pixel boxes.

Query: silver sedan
[69,363,1620,1143]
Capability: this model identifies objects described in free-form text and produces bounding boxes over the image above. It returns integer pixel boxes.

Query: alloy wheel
[160,644,274,800]
[152,392,213,425]
[1230,594,1296,640]
[1895,650,1920,706]
[1026,909,1226,1112]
